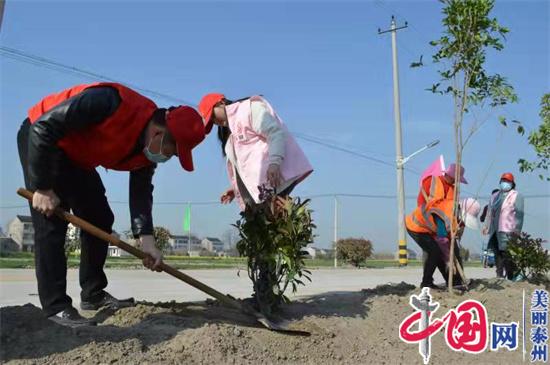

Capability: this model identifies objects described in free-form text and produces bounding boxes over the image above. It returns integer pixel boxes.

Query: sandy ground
[1,272,548,364]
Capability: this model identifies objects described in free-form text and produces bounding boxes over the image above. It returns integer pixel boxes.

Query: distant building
[108,245,131,257]
[8,215,35,252]
[201,237,225,253]
[0,237,20,253]
[107,232,130,257]
[304,246,328,259]
[169,234,201,255]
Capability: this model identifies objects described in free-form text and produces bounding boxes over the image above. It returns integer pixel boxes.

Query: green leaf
[517,125,525,135]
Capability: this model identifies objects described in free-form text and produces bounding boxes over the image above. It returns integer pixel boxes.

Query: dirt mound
[1,278,547,364]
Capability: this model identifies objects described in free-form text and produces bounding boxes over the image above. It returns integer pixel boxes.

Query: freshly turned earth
[1,278,547,364]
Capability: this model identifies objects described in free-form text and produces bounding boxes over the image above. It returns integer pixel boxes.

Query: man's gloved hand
[33,189,60,217]
[139,235,163,272]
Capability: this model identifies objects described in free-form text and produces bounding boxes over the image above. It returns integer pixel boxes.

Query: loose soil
[1,278,547,364]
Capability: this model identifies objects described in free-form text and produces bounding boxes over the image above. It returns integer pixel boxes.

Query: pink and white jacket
[225,96,313,210]
[485,190,524,234]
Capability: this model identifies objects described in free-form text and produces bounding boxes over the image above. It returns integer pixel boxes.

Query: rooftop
[205,237,222,242]
[16,215,32,223]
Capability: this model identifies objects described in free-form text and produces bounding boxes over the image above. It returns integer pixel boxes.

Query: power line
[293,131,395,159]
[294,132,421,174]
[0,46,195,106]
[1,46,423,174]
[2,193,548,210]
[1,46,430,175]
[1,47,544,203]
[109,200,219,206]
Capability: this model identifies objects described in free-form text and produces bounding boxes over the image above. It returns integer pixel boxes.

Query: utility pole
[0,1,5,32]
[333,195,338,268]
[378,16,408,266]
[187,203,191,254]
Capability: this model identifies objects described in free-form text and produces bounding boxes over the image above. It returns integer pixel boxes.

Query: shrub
[337,238,373,268]
[459,247,470,262]
[235,185,315,315]
[65,223,81,257]
[507,232,550,283]
[199,249,216,257]
[153,226,171,254]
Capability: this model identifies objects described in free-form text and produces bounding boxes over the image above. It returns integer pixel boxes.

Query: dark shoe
[450,278,472,288]
[421,283,445,291]
[48,307,97,328]
[80,291,135,311]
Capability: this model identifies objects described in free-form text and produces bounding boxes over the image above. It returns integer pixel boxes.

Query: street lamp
[399,140,440,167]
[396,139,440,266]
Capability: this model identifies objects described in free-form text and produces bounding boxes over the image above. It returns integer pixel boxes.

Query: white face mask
[500,181,513,192]
[143,133,170,163]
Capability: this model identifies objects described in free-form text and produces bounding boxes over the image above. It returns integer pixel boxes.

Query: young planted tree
[234,185,315,315]
[518,93,550,181]
[426,0,518,291]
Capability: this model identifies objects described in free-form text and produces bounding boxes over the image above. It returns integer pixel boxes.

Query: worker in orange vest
[17,83,205,327]
[405,163,467,289]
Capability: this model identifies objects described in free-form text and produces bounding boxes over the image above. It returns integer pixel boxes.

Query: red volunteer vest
[28,82,156,171]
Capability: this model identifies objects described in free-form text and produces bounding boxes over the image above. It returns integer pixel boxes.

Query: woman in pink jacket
[483,173,524,280]
[198,93,312,209]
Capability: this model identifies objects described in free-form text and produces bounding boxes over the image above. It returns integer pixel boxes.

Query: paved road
[0,267,496,308]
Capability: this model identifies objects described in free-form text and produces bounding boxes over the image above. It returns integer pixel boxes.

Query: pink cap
[444,163,468,184]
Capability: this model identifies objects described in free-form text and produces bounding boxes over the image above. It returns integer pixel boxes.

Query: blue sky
[1,0,548,254]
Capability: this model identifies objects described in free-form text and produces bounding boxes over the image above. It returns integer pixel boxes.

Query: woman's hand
[267,164,282,188]
[220,188,235,204]
[32,189,61,217]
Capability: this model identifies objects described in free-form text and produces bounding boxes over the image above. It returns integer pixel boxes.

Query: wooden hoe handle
[16,188,242,310]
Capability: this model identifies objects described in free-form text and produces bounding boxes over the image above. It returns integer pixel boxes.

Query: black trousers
[488,233,517,280]
[407,230,448,287]
[17,119,114,316]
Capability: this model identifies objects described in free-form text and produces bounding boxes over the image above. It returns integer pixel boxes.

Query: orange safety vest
[28,82,157,171]
[406,176,457,235]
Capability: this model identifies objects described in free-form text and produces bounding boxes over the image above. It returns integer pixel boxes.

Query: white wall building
[304,246,328,259]
[168,234,201,255]
[8,215,34,252]
[201,237,225,253]
[108,246,131,257]
[107,233,133,257]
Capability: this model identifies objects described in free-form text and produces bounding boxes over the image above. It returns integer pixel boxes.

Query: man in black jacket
[18,82,205,327]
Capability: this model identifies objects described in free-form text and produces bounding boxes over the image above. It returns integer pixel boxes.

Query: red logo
[399,288,488,364]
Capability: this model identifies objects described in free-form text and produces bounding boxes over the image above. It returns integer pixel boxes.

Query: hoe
[18,188,310,336]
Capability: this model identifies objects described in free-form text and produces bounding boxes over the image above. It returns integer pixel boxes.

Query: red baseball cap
[165,106,205,171]
[500,172,515,183]
[198,93,225,134]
